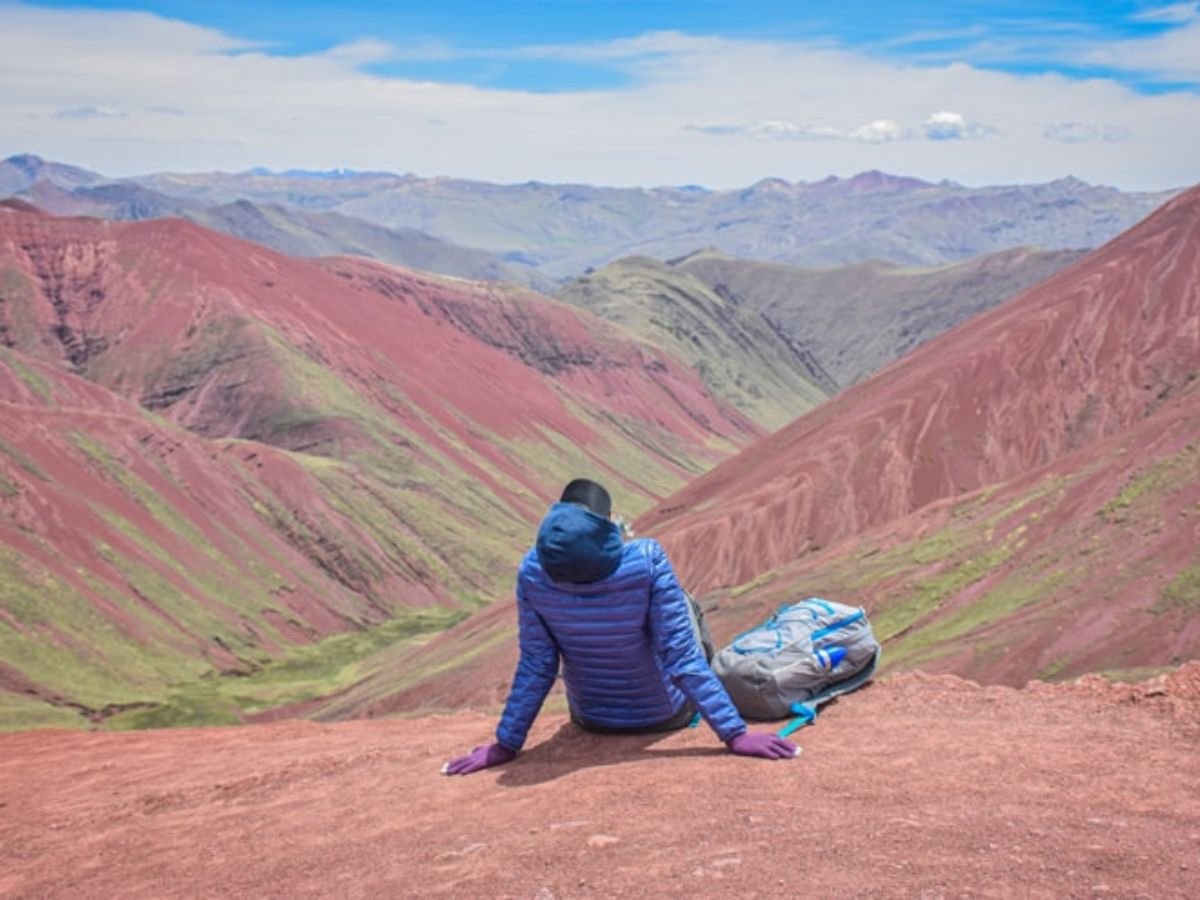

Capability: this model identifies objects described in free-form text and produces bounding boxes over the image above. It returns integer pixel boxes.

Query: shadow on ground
[496,721,724,787]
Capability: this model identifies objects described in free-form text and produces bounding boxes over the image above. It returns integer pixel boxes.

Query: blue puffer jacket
[495,502,747,750]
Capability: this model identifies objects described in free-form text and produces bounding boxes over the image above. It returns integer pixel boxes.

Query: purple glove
[442,742,517,776]
[726,731,799,760]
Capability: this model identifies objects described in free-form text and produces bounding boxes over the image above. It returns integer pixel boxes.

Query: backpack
[711,597,881,736]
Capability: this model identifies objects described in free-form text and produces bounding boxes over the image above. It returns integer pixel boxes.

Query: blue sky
[17,1,1199,91]
[2,1,1199,188]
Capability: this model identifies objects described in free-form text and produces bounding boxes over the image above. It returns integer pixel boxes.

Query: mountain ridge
[3,154,1177,281]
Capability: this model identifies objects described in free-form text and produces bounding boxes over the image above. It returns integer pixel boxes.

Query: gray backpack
[712,597,881,736]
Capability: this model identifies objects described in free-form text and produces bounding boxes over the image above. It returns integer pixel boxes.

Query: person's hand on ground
[441,742,517,775]
[726,731,799,760]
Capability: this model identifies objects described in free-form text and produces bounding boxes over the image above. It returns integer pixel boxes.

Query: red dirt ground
[3,664,1197,899]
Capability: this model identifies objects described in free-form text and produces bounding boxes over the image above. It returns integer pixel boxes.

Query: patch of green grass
[910,531,961,566]
[222,607,468,713]
[103,690,242,730]
[730,570,777,599]
[315,619,515,719]
[887,567,1077,667]
[0,438,51,482]
[0,691,87,732]
[1152,564,1200,614]
[103,606,468,729]
[0,347,54,403]
[1094,665,1178,683]
[0,547,203,709]
[873,544,1015,643]
[1038,656,1072,681]
[69,432,212,549]
[1100,444,1199,524]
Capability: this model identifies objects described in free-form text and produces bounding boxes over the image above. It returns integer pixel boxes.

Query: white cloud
[0,5,1197,191]
[1043,122,1132,143]
[923,111,1000,141]
[850,119,907,142]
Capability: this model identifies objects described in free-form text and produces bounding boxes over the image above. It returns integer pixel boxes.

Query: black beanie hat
[560,478,612,519]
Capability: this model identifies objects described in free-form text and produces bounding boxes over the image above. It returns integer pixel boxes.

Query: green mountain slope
[675,246,1089,389]
[556,256,831,431]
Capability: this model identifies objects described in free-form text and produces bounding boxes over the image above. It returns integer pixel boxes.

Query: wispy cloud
[1043,122,1132,144]
[689,118,906,143]
[1130,3,1199,24]
[864,5,1200,89]
[1071,17,1200,84]
[692,111,998,144]
[53,106,127,120]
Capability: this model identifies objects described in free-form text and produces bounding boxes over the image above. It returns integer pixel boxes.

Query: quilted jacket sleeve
[495,583,561,751]
[645,540,747,743]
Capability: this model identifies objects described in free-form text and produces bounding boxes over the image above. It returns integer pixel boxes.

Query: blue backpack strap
[810,610,865,643]
[778,702,817,737]
[774,646,882,737]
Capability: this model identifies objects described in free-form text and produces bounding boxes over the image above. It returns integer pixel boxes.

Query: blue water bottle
[815,645,847,671]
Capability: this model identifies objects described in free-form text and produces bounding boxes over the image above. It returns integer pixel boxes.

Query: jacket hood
[535,502,623,584]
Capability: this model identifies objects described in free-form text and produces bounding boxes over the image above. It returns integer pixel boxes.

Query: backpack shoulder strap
[775,646,882,737]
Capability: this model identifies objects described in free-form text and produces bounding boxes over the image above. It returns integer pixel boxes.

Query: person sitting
[443,478,798,775]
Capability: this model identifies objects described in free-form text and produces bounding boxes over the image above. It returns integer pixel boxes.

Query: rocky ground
[3,664,1199,899]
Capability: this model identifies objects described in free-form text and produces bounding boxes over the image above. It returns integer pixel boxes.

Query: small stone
[587,834,620,848]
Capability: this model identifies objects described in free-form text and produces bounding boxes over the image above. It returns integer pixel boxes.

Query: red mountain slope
[642,185,1200,593]
[0,205,753,462]
[0,206,763,727]
[0,350,458,719]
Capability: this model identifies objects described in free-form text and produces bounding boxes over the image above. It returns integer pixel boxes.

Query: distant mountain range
[8,159,545,289]
[1,153,1178,283]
